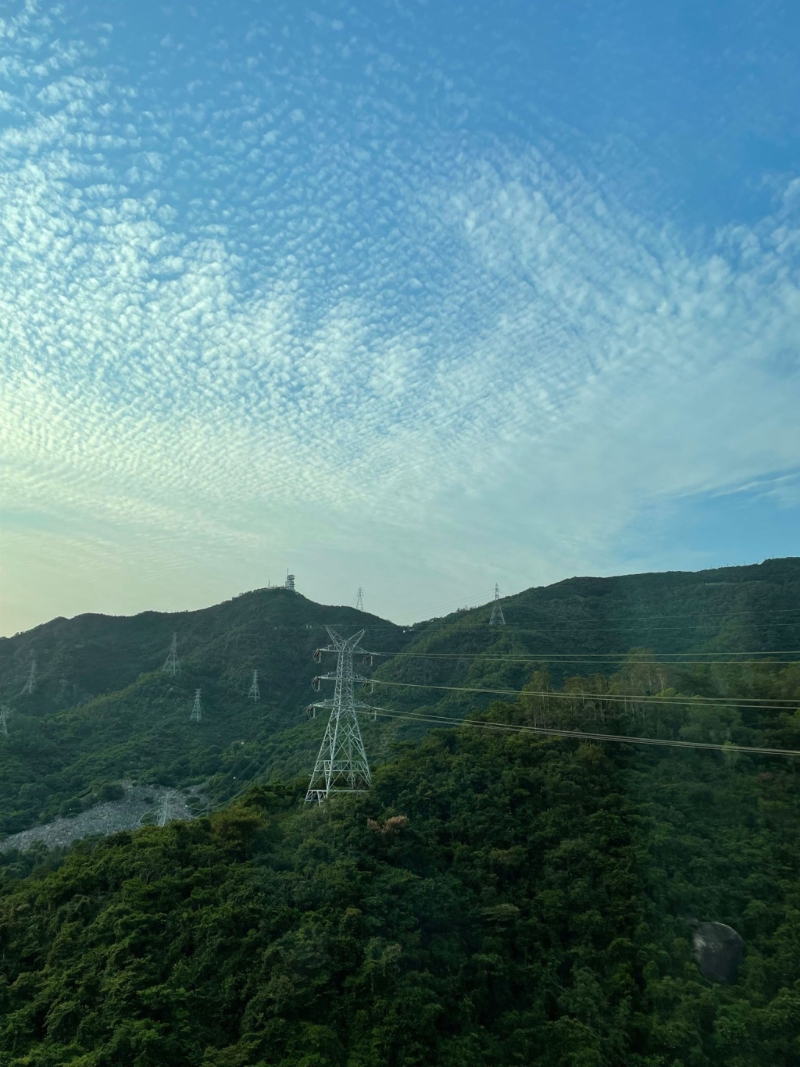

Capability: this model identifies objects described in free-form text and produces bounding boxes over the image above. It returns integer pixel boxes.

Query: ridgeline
[1,559,799,1063]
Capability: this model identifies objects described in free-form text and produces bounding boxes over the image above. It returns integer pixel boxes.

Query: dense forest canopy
[1,559,799,1063]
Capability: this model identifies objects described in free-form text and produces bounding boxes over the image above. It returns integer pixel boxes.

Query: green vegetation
[0,589,408,834]
[1,560,797,837]
[1,560,799,1062]
[2,660,800,1064]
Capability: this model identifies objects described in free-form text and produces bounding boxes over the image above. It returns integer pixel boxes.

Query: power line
[369,678,800,713]
[373,650,800,667]
[212,693,800,808]
[496,621,800,636]
[368,706,800,759]
[508,605,800,623]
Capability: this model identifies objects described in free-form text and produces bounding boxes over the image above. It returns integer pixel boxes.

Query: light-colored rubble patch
[0,783,196,853]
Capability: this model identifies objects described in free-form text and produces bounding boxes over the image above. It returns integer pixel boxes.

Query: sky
[1,0,799,635]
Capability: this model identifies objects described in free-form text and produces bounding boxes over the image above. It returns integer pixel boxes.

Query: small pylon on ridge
[489,584,506,626]
[21,658,36,695]
[162,633,180,676]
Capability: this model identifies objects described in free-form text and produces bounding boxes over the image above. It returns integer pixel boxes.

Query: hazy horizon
[4,554,795,639]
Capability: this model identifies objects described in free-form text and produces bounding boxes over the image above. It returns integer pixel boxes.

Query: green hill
[0,559,798,838]
[2,684,800,1065]
[0,588,408,835]
[1,560,799,1063]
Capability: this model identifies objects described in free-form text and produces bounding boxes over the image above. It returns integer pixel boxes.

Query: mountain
[0,587,409,836]
[1,560,799,1063]
[369,556,800,729]
[0,558,798,838]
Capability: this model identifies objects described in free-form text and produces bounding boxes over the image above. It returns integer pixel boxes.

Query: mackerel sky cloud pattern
[1,1,799,633]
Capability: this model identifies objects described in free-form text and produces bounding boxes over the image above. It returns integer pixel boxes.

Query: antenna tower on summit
[0,706,10,738]
[21,658,36,695]
[356,587,364,611]
[305,627,382,803]
[189,689,202,723]
[162,633,180,676]
[489,584,506,626]
[248,669,260,701]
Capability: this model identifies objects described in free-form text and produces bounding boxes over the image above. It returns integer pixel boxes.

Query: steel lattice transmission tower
[489,584,506,626]
[157,791,185,827]
[305,627,382,803]
[162,633,180,675]
[21,658,36,695]
[0,705,10,738]
[356,587,364,611]
[189,689,202,722]
[248,669,260,701]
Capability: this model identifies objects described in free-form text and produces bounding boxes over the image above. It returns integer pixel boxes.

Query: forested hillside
[0,559,798,839]
[2,667,800,1065]
[0,589,407,835]
[1,560,799,1062]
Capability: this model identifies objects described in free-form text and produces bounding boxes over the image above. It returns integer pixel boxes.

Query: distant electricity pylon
[21,658,36,695]
[189,689,202,723]
[0,706,10,738]
[305,627,381,803]
[157,791,185,827]
[489,584,506,626]
[356,587,364,611]
[248,669,260,701]
[162,633,180,676]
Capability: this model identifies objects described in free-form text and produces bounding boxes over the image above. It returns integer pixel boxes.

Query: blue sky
[1,0,799,634]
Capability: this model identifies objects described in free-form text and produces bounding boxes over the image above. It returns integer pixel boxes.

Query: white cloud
[0,4,799,633]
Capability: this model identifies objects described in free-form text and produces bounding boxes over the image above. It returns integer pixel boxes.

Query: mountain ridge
[0,558,797,839]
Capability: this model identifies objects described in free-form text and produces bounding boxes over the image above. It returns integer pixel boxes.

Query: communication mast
[21,658,36,695]
[162,633,180,676]
[189,689,202,722]
[305,627,382,803]
[489,584,506,626]
[285,573,296,591]
[356,587,364,611]
[0,706,10,738]
[248,669,260,701]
